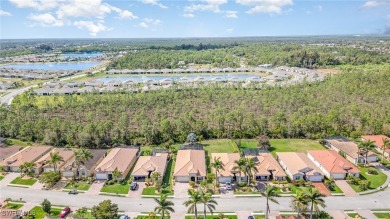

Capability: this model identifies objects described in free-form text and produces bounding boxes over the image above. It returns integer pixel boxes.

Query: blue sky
[0,0,389,39]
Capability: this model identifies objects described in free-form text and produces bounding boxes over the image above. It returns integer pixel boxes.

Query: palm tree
[19,162,36,177]
[211,157,225,190]
[112,168,122,183]
[199,190,218,219]
[304,187,326,219]
[74,147,93,179]
[358,140,375,165]
[381,138,390,162]
[291,191,308,217]
[183,189,201,219]
[245,158,258,184]
[261,185,280,219]
[48,152,64,172]
[154,194,175,219]
[232,158,247,183]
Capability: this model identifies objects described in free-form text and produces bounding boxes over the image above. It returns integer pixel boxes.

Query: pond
[2,61,103,71]
[61,53,103,59]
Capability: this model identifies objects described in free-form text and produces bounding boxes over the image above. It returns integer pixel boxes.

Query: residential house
[131,153,168,181]
[0,146,23,161]
[325,136,378,164]
[94,147,139,180]
[276,152,325,182]
[34,148,75,174]
[62,149,108,178]
[307,150,360,180]
[362,135,390,159]
[211,153,241,183]
[1,146,52,172]
[174,149,206,182]
[243,149,286,181]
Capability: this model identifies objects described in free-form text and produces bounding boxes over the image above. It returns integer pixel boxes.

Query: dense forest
[0,64,389,148]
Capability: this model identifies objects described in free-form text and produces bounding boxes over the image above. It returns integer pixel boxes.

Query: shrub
[357,163,365,167]
[41,199,51,214]
[237,181,247,187]
[106,180,115,185]
[347,176,360,185]
[367,168,378,175]
[359,181,371,191]
[189,181,196,188]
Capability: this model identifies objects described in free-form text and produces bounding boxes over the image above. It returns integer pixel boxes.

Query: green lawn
[201,139,239,156]
[350,167,388,192]
[329,185,343,193]
[28,206,63,219]
[163,159,174,191]
[185,214,237,219]
[1,203,23,209]
[64,181,91,191]
[7,138,32,146]
[0,175,4,181]
[240,139,326,155]
[373,212,390,219]
[100,183,129,194]
[345,212,360,218]
[10,177,37,186]
[142,187,156,195]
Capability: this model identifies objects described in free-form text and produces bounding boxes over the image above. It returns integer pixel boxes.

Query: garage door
[218,177,232,183]
[95,173,108,180]
[308,175,324,182]
[175,176,189,182]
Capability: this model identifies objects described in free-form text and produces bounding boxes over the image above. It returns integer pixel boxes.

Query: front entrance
[190,176,196,182]
[108,174,113,180]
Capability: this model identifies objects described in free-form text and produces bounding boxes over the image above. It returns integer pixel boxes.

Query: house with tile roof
[307,150,360,180]
[34,148,75,174]
[174,149,206,182]
[1,146,52,172]
[0,146,23,161]
[131,153,168,181]
[211,153,241,183]
[62,149,108,178]
[362,135,390,159]
[94,147,139,180]
[244,152,286,181]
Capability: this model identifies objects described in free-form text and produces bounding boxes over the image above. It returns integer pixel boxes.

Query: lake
[2,61,102,71]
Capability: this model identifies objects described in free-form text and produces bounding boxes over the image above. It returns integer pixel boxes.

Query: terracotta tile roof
[327,139,377,159]
[308,150,359,174]
[245,153,286,177]
[131,153,168,176]
[362,135,390,153]
[276,152,324,176]
[211,153,241,177]
[1,146,52,167]
[94,147,139,173]
[35,148,75,169]
[0,146,23,161]
[174,150,206,177]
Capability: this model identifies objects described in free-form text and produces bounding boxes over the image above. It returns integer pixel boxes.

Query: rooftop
[174,149,206,177]
[211,153,241,177]
[308,150,359,174]
[131,153,168,176]
[0,146,24,161]
[245,152,286,177]
[94,147,139,173]
[276,152,324,176]
[1,146,52,167]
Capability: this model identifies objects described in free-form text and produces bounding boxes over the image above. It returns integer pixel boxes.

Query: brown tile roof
[131,153,168,177]
[327,139,377,159]
[245,153,286,177]
[308,150,359,174]
[0,146,23,161]
[35,148,75,169]
[276,152,324,176]
[362,135,390,153]
[94,148,139,173]
[174,150,206,177]
[211,153,241,177]
[1,146,52,167]
[62,149,108,171]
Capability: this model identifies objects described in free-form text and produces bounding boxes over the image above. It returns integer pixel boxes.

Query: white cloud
[183,13,195,18]
[139,22,149,28]
[139,18,161,28]
[185,0,227,13]
[109,6,138,19]
[225,10,238,18]
[0,10,12,16]
[226,28,234,33]
[29,13,64,27]
[362,1,381,8]
[141,0,168,9]
[236,0,293,14]
[73,20,109,36]
[9,0,59,11]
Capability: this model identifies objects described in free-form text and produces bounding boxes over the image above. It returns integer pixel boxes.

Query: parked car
[68,190,78,195]
[225,182,232,190]
[59,207,71,218]
[119,214,130,219]
[130,182,138,191]
[248,216,255,219]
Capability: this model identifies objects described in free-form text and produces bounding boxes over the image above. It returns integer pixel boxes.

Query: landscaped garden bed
[347,166,387,192]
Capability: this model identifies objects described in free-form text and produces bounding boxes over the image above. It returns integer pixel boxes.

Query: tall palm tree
[154,194,175,219]
[232,158,247,183]
[183,189,201,219]
[291,191,308,217]
[211,157,225,190]
[199,190,218,219]
[74,147,93,179]
[381,138,390,162]
[48,151,64,172]
[19,162,36,177]
[304,187,326,219]
[261,185,280,219]
[245,158,258,184]
[358,140,375,165]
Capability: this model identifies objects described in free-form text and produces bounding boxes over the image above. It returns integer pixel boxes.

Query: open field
[240,139,326,155]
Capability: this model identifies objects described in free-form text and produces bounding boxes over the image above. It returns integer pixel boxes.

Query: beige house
[244,152,286,181]
[34,148,75,174]
[62,149,108,178]
[276,152,325,182]
[362,135,390,159]
[1,146,52,172]
[211,153,241,183]
[131,153,168,181]
[174,149,206,182]
[94,147,139,180]
[325,137,378,164]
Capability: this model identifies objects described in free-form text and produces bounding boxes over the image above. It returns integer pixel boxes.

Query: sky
[0,0,389,39]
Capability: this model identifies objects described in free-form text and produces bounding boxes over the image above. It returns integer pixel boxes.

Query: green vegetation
[184,215,238,219]
[64,181,91,191]
[345,212,361,218]
[373,212,390,219]
[10,177,37,186]
[0,175,4,181]
[349,167,387,192]
[142,187,157,195]
[201,139,239,156]
[28,206,63,219]
[7,138,32,146]
[1,203,23,209]
[100,183,129,195]
[240,139,326,155]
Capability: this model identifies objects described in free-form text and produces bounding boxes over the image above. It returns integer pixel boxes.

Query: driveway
[0,173,20,186]
[220,186,235,198]
[127,182,145,198]
[174,182,189,198]
[335,180,358,197]
[312,182,331,196]
[85,180,105,195]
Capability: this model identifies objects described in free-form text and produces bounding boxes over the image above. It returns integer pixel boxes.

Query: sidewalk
[0,173,20,187]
